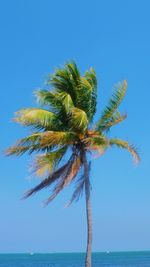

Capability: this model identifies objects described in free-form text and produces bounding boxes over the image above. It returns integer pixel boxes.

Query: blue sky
[0,0,150,253]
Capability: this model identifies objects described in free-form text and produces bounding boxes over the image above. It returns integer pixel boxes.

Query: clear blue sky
[0,0,150,253]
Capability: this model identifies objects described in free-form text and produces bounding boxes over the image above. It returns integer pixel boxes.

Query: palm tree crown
[6,61,140,267]
[6,61,140,204]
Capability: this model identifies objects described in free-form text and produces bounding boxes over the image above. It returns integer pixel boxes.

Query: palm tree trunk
[83,151,92,267]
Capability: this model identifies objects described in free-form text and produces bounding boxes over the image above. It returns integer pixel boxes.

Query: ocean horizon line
[1,250,150,254]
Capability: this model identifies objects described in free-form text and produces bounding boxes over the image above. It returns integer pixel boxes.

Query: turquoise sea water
[1,252,150,267]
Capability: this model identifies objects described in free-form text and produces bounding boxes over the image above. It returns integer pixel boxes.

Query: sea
[0,252,150,267]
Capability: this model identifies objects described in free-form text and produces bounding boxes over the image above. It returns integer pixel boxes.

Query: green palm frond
[83,134,108,157]
[59,92,74,113]
[5,133,42,156]
[96,80,127,132]
[48,65,77,105]
[84,68,97,120]
[85,68,97,89]
[98,112,127,132]
[66,61,81,87]
[32,146,68,177]
[35,90,74,114]
[109,138,140,164]
[73,68,97,122]
[14,108,62,130]
[6,130,77,156]
[35,89,62,110]
[84,134,108,147]
[39,131,78,147]
[75,77,93,120]
[35,90,75,129]
[69,107,88,133]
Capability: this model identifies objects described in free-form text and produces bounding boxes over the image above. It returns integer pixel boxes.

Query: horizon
[1,250,150,254]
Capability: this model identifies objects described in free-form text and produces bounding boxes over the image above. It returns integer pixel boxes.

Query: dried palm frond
[44,153,82,205]
[109,138,140,164]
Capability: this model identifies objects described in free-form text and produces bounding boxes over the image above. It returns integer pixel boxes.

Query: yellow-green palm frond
[6,131,77,156]
[39,131,78,148]
[69,107,88,133]
[32,146,68,177]
[84,134,108,147]
[75,77,93,120]
[35,90,62,110]
[14,108,62,131]
[35,90,74,114]
[85,68,97,90]
[109,138,140,164]
[5,133,42,156]
[73,68,97,122]
[83,134,108,157]
[48,64,77,105]
[96,80,127,132]
[58,92,74,113]
[98,112,127,132]
[66,61,81,87]
[84,68,97,120]
[35,90,75,130]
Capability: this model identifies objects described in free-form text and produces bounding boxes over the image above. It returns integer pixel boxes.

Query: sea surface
[0,252,150,267]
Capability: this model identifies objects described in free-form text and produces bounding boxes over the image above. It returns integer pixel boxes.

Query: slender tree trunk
[83,151,92,267]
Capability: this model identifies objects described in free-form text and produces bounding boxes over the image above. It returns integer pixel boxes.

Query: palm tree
[6,61,140,267]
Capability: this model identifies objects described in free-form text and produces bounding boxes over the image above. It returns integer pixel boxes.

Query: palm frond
[48,65,77,105]
[84,68,97,120]
[83,134,108,157]
[66,174,85,207]
[6,131,78,157]
[24,161,71,198]
[35,90,75,129]
[109,138,140,164]
[75,77,93,119]
[24,150,82,205]
[45,153,81,205]
[39,131,78,147]
[69,107,88,133]
[84,134,108,147]
[14,108,62,130]
[35,90,74,114]
[98,112,127,132]
[66,61,81,86]
[5,134,42,156]
[96,80,127,132]
[32,146,68,177]
[74,69,97,122]
[35,89,62,109]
